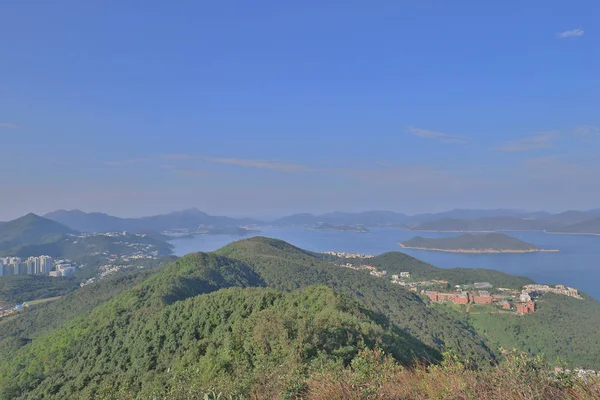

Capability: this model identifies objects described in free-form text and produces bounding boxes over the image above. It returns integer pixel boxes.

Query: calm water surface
[170,227,600,300]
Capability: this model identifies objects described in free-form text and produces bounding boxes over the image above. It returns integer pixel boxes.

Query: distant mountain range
[2,207,599,237]
[273,211,409,226]
[44,209,261,234]
[550,216,600,235]
[409,211,600,235]
[272,208,600,234]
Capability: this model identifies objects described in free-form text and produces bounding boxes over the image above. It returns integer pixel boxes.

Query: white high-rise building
[39,256,53,275]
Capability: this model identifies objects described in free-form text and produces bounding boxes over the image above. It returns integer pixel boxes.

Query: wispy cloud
[0,122,19,129]
[557,29,584,38]
[495,132,555,152]
[104,158,147,166]
[408,126,469,143]
[203,157,313,172]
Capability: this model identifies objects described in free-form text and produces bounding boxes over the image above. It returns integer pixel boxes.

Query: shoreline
[302,228,369,233]
[545,231,600,237]
[398,243,560,254]
[408,229,600,237]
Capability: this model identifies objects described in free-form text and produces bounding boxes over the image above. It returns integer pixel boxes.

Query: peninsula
[305,223,369,233]
[399,233,559,254]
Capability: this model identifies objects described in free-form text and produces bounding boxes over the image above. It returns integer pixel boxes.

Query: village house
[520,293,532,302]
[516,301,535,315]
[474,282,492,289]
[473,290,494,304]
[369,270,387,278]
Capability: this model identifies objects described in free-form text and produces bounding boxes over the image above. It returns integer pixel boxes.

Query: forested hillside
[0,275,79,305]
[468,293,600,369]
[0,214,75,251]
[1,237,599,399]
[367,251,534,289]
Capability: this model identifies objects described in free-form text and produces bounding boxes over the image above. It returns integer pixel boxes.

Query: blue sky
[1,1,599,219]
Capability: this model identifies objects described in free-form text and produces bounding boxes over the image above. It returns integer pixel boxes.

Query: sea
[170,227,600,301]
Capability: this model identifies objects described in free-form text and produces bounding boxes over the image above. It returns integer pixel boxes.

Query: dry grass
[300,351,600,400]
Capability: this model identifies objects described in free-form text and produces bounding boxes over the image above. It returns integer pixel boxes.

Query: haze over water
[170,227,600,301]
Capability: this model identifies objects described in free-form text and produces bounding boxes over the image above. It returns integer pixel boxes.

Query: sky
[1,1,599,220]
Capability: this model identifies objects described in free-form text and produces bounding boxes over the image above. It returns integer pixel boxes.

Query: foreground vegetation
[1,237,599,399]
[468,293,600,370]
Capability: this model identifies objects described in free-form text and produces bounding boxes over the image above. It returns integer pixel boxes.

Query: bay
[170,227,600,301]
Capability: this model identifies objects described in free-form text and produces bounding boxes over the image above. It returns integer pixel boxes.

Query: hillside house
[516,301,535,315]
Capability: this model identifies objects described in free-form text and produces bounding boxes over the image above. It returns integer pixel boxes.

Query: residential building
[520,293,532,302]
[473,290,494,304]
[516,301,535,315]
[39,256,53,275]
[474,282,492,289]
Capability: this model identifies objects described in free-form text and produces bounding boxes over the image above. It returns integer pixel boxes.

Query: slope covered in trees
[468,293,600,369]
[0,214,75,251]
[0,275,79,305]
[1,237,599,399]
[215,237,493,364]
[367,251,534,289]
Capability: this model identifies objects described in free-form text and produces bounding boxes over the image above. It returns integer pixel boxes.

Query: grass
[25,296,62,306]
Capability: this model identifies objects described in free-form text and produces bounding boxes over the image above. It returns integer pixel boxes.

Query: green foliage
[469,293,600,369]
[4,233,173,261]
[369,251,534,289]
[215,237,494,365]
[0,213,75,252]
[1,236,598,399]
[0,285,430,399]
[0,275,79,305]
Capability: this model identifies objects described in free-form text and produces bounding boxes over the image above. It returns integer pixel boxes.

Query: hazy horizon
[2,205,599,223]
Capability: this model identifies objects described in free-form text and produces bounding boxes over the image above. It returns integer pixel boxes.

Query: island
[305,223,369,233]
[398,233,559,254]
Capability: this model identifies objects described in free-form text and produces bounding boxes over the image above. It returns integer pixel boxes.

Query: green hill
[367,251,534,289]
[214,237,493,363]
[1,237,599,399]
[468,293,600,370]
[400,233,541,253]
[0,238,493,399]
[0,214,75,251]
[44,208,261,233]
[552,216,600,235]
[0,275,79,306]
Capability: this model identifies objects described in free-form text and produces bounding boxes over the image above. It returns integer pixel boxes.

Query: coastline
[408,229,545,233]
[398,243,560,254]
[408,229,600,237]
[302,228,369,233]
[545,231,600,237]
